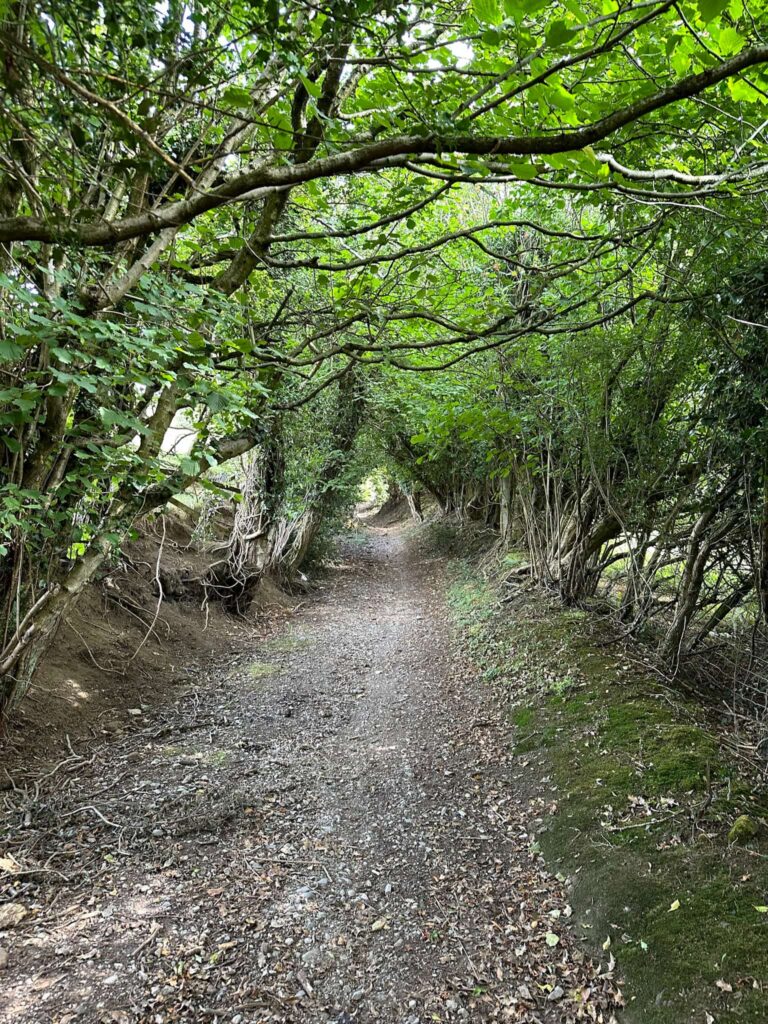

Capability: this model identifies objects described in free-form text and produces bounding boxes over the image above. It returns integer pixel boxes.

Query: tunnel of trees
[2,0,768,726]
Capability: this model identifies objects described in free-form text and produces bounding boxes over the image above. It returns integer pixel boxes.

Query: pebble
[0,948,8,969]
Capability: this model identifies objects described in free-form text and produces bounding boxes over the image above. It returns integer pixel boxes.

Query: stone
[728,814,758,844]
[0,903,27,929]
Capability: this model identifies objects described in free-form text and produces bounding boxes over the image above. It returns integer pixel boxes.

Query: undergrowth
[437,525,768,1024]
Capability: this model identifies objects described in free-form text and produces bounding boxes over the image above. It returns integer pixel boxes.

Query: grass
[445,560,768,1024]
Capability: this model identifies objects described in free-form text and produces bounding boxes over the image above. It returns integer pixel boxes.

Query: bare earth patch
[0,525,621,1024]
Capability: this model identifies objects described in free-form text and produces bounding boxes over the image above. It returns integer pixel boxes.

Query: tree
[2,0,768,713]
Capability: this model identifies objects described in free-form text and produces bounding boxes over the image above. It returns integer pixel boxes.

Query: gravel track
[0,524,620,1024]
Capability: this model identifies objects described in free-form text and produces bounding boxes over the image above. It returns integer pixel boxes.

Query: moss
[204,749,230,767]
[248,661,279,679]
[501,549,529,569]
[263,634,308,653]
[446,561,768,1023]
[728,814,759,844]
[600,705,721,794]
[512,707,535,729]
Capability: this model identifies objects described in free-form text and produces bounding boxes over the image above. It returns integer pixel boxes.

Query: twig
[58,805,121,828]
[134,921,162,955]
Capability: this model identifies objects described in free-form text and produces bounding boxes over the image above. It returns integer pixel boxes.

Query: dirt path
[0,525,620,1024]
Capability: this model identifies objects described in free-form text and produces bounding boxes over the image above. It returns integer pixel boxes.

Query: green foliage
[2,0,768,707]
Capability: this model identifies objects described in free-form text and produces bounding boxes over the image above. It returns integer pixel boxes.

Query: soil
[2,512,292,761]
[0,524,621,1024]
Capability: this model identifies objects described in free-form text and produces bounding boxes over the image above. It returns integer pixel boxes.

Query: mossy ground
[262,632,309,654]
[248,660,280,679]
[445,550,768,1023]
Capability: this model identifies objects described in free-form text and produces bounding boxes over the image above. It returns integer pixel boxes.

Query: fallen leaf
[0,854,20,875]
[715,979,733,992]
[0,903,27,929]
[668,899,680,912]
[545,931,559,946]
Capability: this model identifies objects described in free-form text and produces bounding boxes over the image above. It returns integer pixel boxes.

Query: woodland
[2,0,768,738]
[5,2,768,1020]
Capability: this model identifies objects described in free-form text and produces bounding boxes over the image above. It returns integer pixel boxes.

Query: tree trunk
[499,473,513,543]
[208,426,286,613]
[406,489,423,522]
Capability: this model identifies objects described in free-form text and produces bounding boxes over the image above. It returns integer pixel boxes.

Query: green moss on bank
[446,561,768,1024]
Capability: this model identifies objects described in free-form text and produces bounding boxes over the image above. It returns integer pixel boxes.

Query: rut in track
[0,524,620,1024]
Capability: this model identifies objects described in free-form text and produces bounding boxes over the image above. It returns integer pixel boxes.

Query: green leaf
[300,73,323,99]
[220,86,252,109]
[697,0,728,21]
[205,391,230,412]
[547,86,576,111]
[98,407,148,434]
[473,0,502,25]
[713,25,745,55]
[50,346,75,363]
[545,20,580,48]
[179,456,202,475]
[507,160,540,180]
[728,77,760,103]
[509,0,547,13]
[0,340,25,362]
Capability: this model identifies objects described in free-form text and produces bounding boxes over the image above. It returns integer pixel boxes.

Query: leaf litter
[0,525,623,1023]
